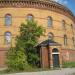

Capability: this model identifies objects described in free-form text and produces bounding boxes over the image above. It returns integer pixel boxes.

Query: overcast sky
[52,0,75,16]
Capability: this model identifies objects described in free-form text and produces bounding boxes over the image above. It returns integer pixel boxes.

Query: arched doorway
[52,48,60,67]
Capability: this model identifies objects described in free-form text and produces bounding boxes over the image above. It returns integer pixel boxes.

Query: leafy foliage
[6,47,30,71]
[6,20,45,71]
[17,20,45,66]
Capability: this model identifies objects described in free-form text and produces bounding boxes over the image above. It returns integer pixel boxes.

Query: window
[62,20,66,30]
[52,48,59,52]
[5,14,12,26]
[71,24,73,33]
[71,24,73,28]
[72,37,75,46]
[47,17,53,27]
[64,35,67,45]
[27,14,33,21]
[5,32,11,44]
[48,32,54,40]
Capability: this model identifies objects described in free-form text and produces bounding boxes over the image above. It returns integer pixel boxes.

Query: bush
[6,20,45,72]
[63,61,75,68]
[6,47,30,72]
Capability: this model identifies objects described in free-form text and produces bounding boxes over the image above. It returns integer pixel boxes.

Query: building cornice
[0,0,75,23]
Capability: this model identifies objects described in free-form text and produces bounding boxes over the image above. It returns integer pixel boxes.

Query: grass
[63,62,75,68]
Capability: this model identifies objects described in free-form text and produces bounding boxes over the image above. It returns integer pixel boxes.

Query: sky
[52,0,75,16]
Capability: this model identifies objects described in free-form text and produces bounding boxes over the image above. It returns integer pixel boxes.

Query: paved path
[4,68,75,75]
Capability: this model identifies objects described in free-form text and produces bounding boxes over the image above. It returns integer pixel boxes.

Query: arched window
[5,32,11,44]
[71,24,73,28]
[71,24,73,32]
[27,14,33,21]
[5,14,12,26]
[52,48,59,52]
[61,20,66,30]
[64,35,67,45]
[47,17,53,27]
[48,32,54,40]
[72,37,75,46]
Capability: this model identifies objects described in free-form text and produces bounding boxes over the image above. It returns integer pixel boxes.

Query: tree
[6,20,45,71]
[17,20,45,66]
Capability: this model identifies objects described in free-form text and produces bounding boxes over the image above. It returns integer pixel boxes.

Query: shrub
[6,47,30,72]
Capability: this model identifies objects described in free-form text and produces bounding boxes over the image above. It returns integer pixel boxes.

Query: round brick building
[0,0,75,68]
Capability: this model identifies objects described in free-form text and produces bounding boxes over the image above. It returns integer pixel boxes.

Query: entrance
[52,48,59,67]
[36,39,62,68]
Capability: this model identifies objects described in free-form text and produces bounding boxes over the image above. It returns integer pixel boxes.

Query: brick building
[0,0,75,68]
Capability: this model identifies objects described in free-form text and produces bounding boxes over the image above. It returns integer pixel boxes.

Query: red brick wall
[0,48,75,68]
[62,49,75,62]
[0,50,7,67]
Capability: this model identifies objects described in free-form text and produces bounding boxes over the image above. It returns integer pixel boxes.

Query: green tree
[6,20,45,71]
[17,20,45,66]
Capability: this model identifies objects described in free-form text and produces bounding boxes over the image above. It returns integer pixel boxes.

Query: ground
[1,68,75,75]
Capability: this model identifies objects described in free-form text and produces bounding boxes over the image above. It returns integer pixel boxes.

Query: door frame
[52,48,60,68]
